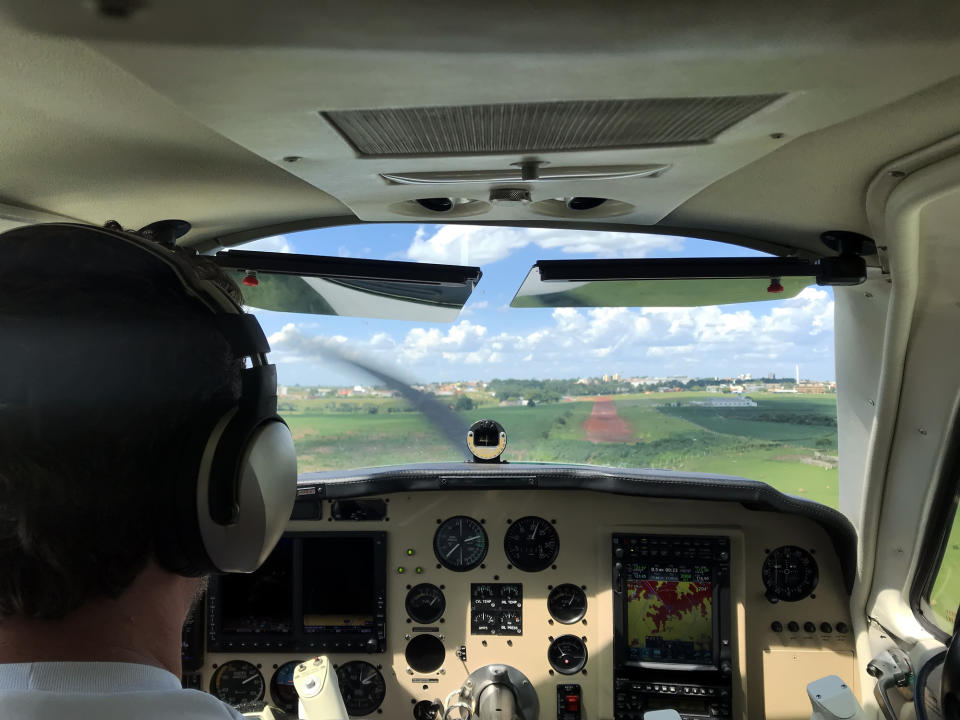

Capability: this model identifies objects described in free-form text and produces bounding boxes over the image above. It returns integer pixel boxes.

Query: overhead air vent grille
[322,95,783,157]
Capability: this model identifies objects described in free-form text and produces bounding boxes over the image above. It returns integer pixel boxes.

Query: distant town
[278,370,836,409]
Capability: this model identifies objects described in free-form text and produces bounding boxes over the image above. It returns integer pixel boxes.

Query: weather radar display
[625,563,713,665]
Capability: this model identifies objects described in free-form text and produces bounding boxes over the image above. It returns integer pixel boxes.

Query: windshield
[243,225,838,509]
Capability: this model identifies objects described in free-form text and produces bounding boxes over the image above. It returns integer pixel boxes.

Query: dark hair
[0,227,243,619]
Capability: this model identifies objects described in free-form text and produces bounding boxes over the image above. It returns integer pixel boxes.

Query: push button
[566,695,580,712]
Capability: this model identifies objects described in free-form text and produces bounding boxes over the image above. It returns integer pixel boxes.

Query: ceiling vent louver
[323,95,783,157]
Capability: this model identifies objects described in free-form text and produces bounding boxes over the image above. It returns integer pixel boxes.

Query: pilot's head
[0,223,297,621]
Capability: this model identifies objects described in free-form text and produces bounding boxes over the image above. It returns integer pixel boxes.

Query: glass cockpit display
[218,538,294,634]
[624,562,714,665]
[302,536,377,631]
[206,532,386,653]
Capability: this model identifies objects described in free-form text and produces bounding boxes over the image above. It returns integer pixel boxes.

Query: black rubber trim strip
[297,462,858,593]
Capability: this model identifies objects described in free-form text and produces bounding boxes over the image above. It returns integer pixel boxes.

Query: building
[797,382,832,394]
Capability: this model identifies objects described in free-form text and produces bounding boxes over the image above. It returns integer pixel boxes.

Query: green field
[285,391,840,509]
[930,510,960,633]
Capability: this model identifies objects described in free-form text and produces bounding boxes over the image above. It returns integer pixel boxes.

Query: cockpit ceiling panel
[323,96,784,157]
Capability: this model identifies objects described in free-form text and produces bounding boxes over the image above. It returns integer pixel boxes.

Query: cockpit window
[243,224,838,509]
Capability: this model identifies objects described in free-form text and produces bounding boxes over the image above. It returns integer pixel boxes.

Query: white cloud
[239,234,293,253]
[404,225,685,266]
[266,286,836,383]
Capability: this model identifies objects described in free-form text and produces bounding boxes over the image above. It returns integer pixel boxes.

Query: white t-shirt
[0,661,245,719]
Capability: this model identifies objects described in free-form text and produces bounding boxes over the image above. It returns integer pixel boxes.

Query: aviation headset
[1,222,298,576]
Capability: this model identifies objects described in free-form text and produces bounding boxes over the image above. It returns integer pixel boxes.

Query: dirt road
[583,396,634,443]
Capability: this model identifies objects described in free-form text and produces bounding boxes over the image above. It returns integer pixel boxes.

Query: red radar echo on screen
[625,564,714,664]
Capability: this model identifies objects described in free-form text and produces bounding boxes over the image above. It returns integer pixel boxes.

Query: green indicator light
[415,567,423,574]
[406,548,415,556]
[397,566,405,574]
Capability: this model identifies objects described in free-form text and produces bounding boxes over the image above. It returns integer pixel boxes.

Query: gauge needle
[529,523,538,540]
[446,543,461,557]
[241,675,258,685]
[362,671,374,685]
[465,535,481,541]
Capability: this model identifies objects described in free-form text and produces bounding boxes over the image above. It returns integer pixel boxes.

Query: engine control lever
[867,648,912,720]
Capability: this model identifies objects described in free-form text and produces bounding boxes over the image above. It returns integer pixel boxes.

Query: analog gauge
[405,583,446,624]
[762,545,819,602]
[547,583,588,624]
[501,584,521,601]
[504,516,559,572]
[434,516,488,571]
[270,661,302,714]
[336,661,387,716]
[209,660,265,705]
[548,634,588,675]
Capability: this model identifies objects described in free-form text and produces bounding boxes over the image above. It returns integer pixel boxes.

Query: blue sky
[240,224,836,386]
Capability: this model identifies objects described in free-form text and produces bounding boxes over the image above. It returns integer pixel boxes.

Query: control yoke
[444,665,539,720]
[293,657,350,720]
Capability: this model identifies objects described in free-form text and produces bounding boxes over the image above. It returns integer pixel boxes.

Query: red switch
[565,695,580,712]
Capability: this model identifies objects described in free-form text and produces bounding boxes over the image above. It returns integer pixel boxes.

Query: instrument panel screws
[919,428,928,435]
[283,156,303,163]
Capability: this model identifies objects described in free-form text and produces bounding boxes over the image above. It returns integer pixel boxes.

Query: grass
[286,390,840,509]
[930,511,960,634]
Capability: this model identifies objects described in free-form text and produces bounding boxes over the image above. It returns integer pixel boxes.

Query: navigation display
[207,532,387,653]
[625,562,714,665]
[219,537,293,634]
[303,536,376,631]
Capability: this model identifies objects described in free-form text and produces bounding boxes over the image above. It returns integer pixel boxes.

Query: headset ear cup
[198,419,297,573]
[153,405,232,577]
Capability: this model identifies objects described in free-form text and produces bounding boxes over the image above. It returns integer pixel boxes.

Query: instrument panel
[184,488,857,720]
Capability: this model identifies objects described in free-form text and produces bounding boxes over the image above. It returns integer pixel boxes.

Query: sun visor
[511,256,865,308]
[215,250,482,322]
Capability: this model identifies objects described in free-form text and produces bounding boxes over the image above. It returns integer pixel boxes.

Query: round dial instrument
[762,545,819,602]
[209,660,265,705]
[434,516,488,571]
[270,661,301,713]
[548,634,588,675]
[547,584,588,624]
[504,516,559,571]
[336,661,387,716]
[405,583,446,624]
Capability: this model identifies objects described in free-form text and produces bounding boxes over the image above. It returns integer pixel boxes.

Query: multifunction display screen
[625,562,713,664]
[303,536,376,631]
[219,537,294,634]
[207,532,386,653]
